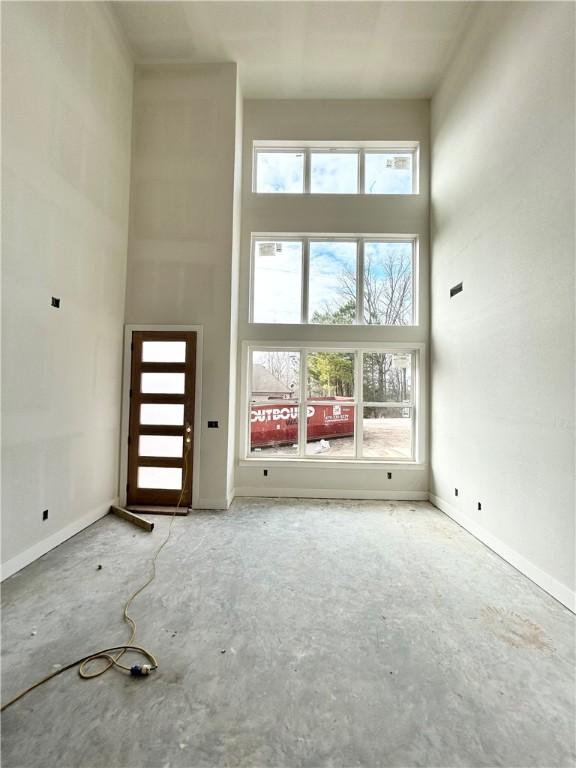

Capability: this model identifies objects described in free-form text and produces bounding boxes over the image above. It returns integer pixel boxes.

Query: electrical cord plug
[130,664,153,677]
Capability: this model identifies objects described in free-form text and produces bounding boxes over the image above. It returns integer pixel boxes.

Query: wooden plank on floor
[127,505,189,516]
[110,505,154,531]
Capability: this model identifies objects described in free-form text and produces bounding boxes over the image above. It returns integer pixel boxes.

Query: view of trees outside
[251,351,299,399]
[249,349,413,458]
[363,352,411,403]
[364,241,413,325]
[307,352,354,399]
[309,241,356,324]
[309,240,412,326]
[252,239,412,327]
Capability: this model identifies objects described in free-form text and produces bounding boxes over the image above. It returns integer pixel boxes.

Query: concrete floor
[2,499,575,768]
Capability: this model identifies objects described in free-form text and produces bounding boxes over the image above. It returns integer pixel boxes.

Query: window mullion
[355,350,363,459]
[359,149,365,194]
[357,238,364,325]
[302,238,309,324]
[304,150,311,194]
[299,350,307,457]
[246,349,253,458]
[412,350,417,461]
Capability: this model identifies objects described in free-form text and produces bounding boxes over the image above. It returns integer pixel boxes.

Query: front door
[126,331,196,507]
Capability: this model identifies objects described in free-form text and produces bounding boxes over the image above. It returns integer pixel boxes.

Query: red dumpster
[250,399,354,448]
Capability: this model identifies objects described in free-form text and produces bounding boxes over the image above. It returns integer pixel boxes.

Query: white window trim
[239,340,426,467]
[253,142,419,195]
[250,234,419,327]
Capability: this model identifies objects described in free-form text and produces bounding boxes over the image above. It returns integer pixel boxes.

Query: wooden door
[127,331,196,507]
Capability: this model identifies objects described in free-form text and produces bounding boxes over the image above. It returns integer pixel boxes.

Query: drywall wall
[430,2,575,608]
[124,63,240,508]
[226,86,244,503]
[235,100,430,499]
[1,2,134,576]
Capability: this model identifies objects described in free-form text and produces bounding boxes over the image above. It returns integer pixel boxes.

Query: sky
[253,240,302,323]
[253,239,412,324]
[256,151,413,194]
[309,241,356,320]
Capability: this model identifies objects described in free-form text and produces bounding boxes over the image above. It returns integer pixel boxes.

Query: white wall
[430,2,575,608]
[235,100,430,499]
[124,63,241,508]
[226,87,244,502]
[1,2,134,575]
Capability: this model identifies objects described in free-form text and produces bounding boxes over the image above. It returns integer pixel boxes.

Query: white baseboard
[1,498,117,581]
[235,487,429,501]
[194,498,231,510]
[429,493,575,613]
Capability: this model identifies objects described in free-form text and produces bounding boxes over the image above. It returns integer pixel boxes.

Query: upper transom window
[251,236,417,326]
[253,144,418,195]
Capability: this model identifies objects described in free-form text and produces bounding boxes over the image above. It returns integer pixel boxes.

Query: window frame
[242,342,424,465]
[251,236,305,324]
[309,149,360,195]
[250,234,418,327]
[252,148,306,194]
[253,144,419,195]
[363,149,418,195]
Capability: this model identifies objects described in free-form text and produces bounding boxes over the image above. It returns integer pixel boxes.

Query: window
[249,350,300,457]
[255,151,304,193]
[251,236,416,326]
[309,241,357,323]
[253,145,418,194]
[310,151,359,194]
[365,151,414,194]
[252,239,303,323]
[246,348,417,461]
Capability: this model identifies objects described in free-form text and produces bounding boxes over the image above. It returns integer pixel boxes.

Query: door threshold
[127,505,190,516]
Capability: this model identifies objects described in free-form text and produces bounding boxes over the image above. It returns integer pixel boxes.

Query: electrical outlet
[263,469,268,477]
[454,488,459,497]
[207,421,218,429]
[450,282,463,298]
[51,297,60,308]
[387,472,392,479]
[42,509,49,521]
[477,502,482,511]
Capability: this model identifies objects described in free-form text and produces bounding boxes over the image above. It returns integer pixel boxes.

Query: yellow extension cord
[1,443,191,712]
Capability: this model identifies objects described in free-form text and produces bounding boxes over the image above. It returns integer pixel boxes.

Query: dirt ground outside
[250,417,412,459]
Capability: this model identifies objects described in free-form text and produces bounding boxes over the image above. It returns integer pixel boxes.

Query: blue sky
[309,241,356,320]
[257,151,413,194]
[310,153,358,193]
[253,240,302,322]
[364,241,412,278]
[256,152,304,192]
[365,153,413,194]
[253,240,412,323]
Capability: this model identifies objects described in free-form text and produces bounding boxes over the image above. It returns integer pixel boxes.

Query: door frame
[119,324,203,509]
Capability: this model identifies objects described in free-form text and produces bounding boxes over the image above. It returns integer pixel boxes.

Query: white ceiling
[112,1,475,99]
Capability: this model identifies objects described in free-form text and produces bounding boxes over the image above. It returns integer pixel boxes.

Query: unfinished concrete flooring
[2,499,574,768]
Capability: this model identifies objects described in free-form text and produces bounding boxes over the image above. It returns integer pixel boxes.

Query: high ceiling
[112,1,476,98]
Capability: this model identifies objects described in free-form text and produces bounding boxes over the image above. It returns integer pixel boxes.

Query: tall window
[246,138,423,465]
[247,348,417,461]
[251,236,416,326]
